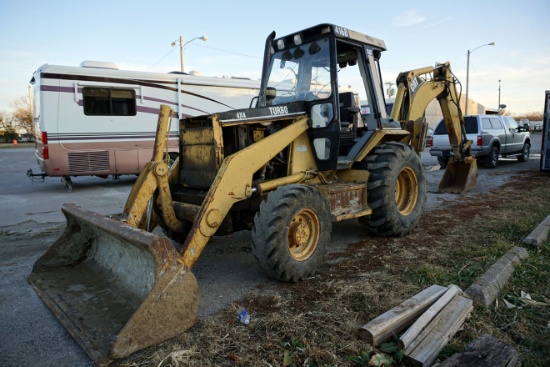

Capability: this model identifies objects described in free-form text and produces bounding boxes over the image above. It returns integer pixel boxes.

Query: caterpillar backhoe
[29,24,477,365]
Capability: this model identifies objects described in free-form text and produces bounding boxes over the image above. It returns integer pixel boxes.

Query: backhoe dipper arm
[181,115,310,269]
[392,63,471,161]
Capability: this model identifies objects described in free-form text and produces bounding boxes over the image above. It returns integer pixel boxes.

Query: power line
[147,47,177,70]
[147,42,262,71]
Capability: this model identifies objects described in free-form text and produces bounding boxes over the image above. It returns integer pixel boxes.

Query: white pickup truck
[429,114,531,168]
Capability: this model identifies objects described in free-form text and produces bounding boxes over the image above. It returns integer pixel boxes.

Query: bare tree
[511,110,543,121]
[11,95,34,137]
[0,111,19,142]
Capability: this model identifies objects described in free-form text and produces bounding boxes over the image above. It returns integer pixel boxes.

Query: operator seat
[339,92,361,153]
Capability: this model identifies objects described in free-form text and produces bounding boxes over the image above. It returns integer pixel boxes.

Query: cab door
[502,116,524,153]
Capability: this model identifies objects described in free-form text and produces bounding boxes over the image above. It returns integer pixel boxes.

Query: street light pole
[465,41,495,115]
[498,79,501,115]
[171,35,208,73]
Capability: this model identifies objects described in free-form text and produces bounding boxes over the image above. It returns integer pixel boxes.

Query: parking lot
[0,133,544,367]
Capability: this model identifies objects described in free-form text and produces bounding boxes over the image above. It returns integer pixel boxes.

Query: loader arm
[180,115,310,269]
[391,62,477,193]
[122,105,183,233]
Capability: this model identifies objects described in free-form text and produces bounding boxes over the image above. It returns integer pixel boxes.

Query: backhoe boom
[391,62,477,193]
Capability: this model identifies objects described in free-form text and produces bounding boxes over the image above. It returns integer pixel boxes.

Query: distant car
[429,115,531,168]
[530,121,543,132]
[518,119,530,131]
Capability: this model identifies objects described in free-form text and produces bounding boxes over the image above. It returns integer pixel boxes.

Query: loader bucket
[438,158,478,194]
[29,203,199,366]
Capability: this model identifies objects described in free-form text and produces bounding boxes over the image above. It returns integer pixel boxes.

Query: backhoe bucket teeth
[29,203,199,366]
[438,158,478,194]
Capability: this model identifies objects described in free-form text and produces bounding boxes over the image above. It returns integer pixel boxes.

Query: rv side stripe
[41,85,74,93]
[47,133,179,142]
[41,85,211,117]
[41,72,237,110]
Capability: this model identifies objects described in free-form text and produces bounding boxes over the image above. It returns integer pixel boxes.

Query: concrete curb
[522,214,550,247]
[465,246,529,307]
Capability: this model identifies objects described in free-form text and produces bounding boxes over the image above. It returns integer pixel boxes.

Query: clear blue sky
[1,0,548,115]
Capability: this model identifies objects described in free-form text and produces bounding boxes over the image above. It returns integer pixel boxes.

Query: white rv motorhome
[29,61,261,190]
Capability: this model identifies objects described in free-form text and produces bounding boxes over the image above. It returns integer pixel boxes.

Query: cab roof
[272,23,387,51]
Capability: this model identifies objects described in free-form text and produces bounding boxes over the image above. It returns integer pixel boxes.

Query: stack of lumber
[358,284,473,367]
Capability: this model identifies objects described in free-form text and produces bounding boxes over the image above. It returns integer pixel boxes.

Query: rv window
[83,88,136,116]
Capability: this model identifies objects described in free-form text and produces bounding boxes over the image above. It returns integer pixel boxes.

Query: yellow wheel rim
[395,167,418,216]
[287,208,320,261]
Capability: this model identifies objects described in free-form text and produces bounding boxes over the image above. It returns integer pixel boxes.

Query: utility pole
[177,36,184,73]
[171,36,208,73]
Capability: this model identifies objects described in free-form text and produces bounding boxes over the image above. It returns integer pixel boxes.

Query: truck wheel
[358,142,426,236]
[517,143,530,162]
[485,146,499,168]
[252,184,331,282]
[437,157,449,169]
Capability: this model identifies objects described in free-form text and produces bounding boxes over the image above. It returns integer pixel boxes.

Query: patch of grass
[492,240,550,366]
[414,263,448,286]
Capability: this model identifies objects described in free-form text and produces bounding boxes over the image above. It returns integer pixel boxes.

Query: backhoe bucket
[438,158,478,194]
[29,203,199,366]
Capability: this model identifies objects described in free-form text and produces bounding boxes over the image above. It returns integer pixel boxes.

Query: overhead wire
[147,47,178,71]
[147,43,262,71]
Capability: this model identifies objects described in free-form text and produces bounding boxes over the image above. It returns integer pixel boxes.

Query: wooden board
[404,294,473,367]
[399,285,459,350]
[358,285,447,345]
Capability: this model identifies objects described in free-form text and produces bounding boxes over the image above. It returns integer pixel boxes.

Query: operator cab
[259,24,391,170]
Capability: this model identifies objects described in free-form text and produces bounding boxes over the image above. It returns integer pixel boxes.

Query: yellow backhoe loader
[29,24,477,365]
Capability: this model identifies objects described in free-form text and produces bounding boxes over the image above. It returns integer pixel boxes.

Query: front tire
[358,142,426,236]
[517,143,530,162]
[252,184,332,282]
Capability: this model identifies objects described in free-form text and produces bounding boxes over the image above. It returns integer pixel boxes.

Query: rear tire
[484,146,499,168]
[437,157,449,169]
[517,143,530,162]
[252,184,331,282]
[358,142,426,236]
